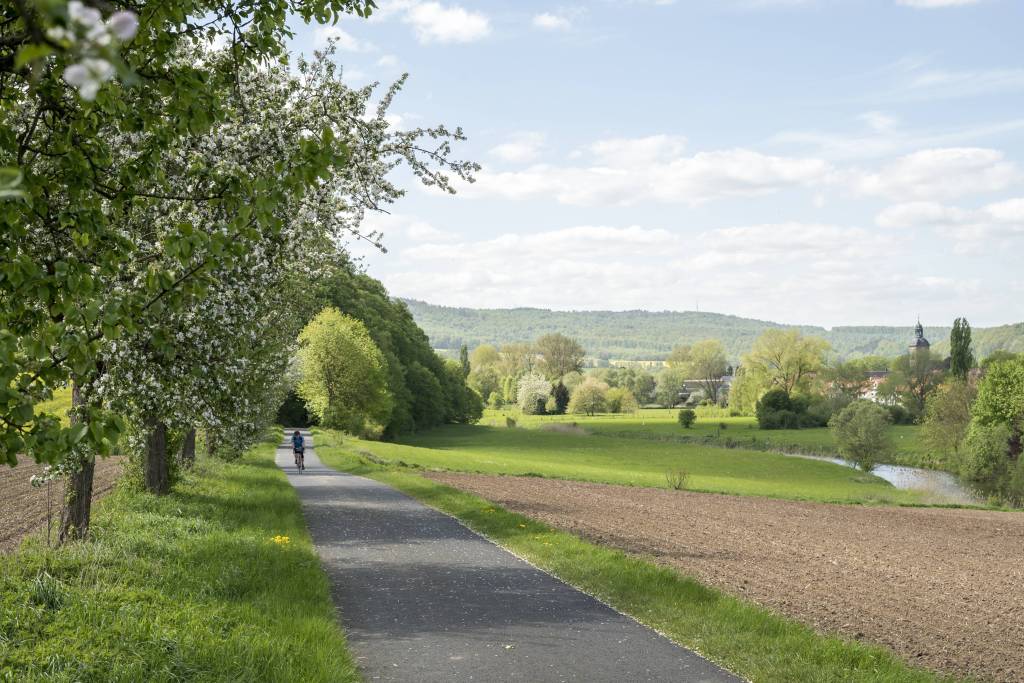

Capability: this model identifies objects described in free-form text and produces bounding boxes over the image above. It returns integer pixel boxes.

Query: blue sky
[289,0,1024,327]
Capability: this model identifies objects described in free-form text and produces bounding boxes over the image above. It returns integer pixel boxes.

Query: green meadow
[317,421,924,505]
[483,408,945,470]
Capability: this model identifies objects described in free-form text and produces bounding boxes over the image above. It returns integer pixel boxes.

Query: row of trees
[2,0,477,540]
[294,296,482,437]
[465,333,585,407]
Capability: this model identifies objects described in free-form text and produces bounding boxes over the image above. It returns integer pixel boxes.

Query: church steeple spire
[910,318,930,353]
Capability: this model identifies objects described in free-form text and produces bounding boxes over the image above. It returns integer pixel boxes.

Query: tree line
[405,299,1024,362]
[283,263,483,436]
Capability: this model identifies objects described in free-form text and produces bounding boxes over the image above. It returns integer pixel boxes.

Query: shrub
[505,416,517,429]
[488,391,504,409]
[606,387,638,414]
[829,400,892,471]
[804,395,850,428]
[517,373,552,415]
[718,422,728,431]
[569,378,609,416]
[755,388,791,429]
[960,420,1016,502]
[887,404,914,425]
[677,409,696,428]
[665,469,689,490]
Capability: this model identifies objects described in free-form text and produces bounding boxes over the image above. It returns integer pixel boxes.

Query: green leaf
[14,44,54,70]
[68,422,89,445]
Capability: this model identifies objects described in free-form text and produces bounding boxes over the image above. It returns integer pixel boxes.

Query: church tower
[909,319,930,354]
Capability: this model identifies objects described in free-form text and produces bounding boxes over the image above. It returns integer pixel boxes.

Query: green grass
[333,421,923,505]
[0,435,357,683]
[486,408,950,471]
[313,432,955,683]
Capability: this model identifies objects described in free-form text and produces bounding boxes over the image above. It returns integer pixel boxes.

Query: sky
[288,0,1024,328]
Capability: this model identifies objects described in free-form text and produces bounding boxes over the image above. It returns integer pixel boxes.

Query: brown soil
[427,472,1024,683]
[0,457,123,553]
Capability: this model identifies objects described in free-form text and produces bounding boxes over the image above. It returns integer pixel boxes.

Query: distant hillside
[402,300,1024,362]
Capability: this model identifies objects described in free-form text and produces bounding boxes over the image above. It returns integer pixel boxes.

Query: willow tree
[742,330,830,397]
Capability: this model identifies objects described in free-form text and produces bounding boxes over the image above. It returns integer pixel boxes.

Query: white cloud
[532,13,571,30]
[770,117,1024,161]
[460,136,831,206]
[876,197,1024,251]
[896,0,983,7]
[686,222,895,271]
[358,211,454,244]
[313,25,369,51]
[907,68,1024,99]
[403,2,490,43]
[377,54,400,67]
[489,132,546,163]
[406,220,456,242]
[375,220,980,325]
[586,134,688,166]
[859,111,898,132]
[852,148,1020,201]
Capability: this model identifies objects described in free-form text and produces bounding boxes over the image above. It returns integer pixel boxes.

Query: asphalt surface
[277,430,740,683]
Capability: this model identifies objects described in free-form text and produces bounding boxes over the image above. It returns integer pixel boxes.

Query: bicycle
[294,446,305,471]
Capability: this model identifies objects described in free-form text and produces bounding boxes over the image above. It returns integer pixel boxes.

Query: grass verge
[313,428,956,683]
[0,435,357,683]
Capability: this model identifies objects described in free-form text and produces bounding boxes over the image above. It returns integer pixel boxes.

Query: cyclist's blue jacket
[292,434,304,450]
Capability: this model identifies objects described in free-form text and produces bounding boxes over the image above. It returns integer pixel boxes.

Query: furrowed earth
[0,457,123,553]
[426,472,1024,683]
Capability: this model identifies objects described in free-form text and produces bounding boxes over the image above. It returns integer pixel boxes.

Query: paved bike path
[277,430,740,682]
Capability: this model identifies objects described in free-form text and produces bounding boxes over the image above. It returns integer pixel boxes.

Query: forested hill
[402,299,1024,362]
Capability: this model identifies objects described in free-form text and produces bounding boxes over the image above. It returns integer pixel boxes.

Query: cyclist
[291,430,305,470]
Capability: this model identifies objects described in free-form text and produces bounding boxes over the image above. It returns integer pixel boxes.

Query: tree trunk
[180,427,196,469]
[59,382,94,544]
[206,429,217,458]
[144,419,170,494]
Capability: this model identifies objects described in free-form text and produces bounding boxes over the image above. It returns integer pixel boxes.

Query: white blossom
[107,12,139,41]
[68,1,102,29]
[63,58,114,100]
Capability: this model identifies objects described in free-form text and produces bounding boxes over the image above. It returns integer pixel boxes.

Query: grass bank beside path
[0,434,358,683]
[486,408,947,472]
[313,429,954,683]
[341,422,922,505]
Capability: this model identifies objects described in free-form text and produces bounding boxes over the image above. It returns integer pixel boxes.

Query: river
[788,453,983,505]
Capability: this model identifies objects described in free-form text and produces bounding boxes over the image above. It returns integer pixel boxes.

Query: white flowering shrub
[517,373,552,415]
